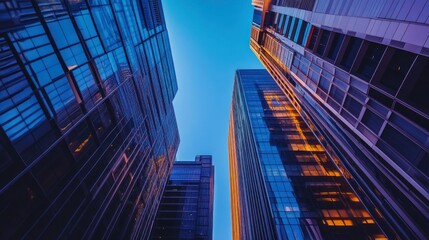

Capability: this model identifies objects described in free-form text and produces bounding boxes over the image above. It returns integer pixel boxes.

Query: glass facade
[0,0,179,239]
[229,70,386,240]
[150,155,214,240]
[250,1,429,239]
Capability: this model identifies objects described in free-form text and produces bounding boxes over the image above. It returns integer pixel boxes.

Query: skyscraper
[229,69,387,239]
[150,155,214,240]
[0,0,179,239]
[249,1,429,239]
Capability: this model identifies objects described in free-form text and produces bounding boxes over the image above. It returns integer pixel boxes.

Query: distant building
[229,69,386,239]
[249,0,429,239]
[0,0,179,239]
[151,155,214,239]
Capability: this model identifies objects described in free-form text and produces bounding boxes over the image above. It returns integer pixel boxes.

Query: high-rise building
[249,1,429,239]
[0,0,179,239]
[229,69,387,239]
[150,155,214,240]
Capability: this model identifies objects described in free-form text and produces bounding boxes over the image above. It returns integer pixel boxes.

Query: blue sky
[162,0,263,239]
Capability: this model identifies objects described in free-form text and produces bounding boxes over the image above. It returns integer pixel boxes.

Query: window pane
[72,64,102,110]
[329,85,345,103]
[308,27,319,50]
[90,102,113,140]
[327,33,344,61]
[253,9,262,26]
[356,42,385,81]
[380,125,423,164]
[362,110,383,134]
[405,56,428,114]
[340,37,362,70]
[343,96,361,117]
[43,76,82,132]
[316,30,330,55]
[65,121,96,161]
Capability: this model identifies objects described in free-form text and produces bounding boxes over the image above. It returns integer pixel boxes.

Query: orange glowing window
[361,211,371,218]
[330,210,340,218]
[349,194,360,202]
[333,220,345,226]
[325,220,334,226]
[338,210,349,218]
[362,219,375,224]
[74,135,91,153]
[319,197,339,202]
[326,170,341,176]
[324,219,353,227]
[343,220,354,226]
[374,235,388,240]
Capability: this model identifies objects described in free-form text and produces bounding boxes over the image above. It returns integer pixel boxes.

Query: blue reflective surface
[0,0,180,238]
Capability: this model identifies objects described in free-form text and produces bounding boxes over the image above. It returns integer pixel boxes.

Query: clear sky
[162,0,263,239]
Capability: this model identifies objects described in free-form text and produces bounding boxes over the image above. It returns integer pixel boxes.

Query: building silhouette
[151,155,214,240]
[0,0,179,239]
[248,1,429,239]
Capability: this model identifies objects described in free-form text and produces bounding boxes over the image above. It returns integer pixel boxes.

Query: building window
[65,121,96,161]
[270,12,279,28]
[276,14,284,32]
[394,103,429,133]
[301,22,312,46]
[327,33,344,61]
[293,19,303,42]
[287,17,296,39]
[362,110,384,134]
[44,76,82,131]
[316,30,330,56]
[318,75,331,93]
[368,88,393,109]
[253,9,263,26]
[390,113,427,146]
[90,102,113,140]
[329,85,345,104]
[355,42,385,81]
[307,27,319,50]
[297,21,308,44]
[343,96,362,118]
[379,49,415,93]
[406,56,429,114]
[380,125,423,165]
[282,16,290,35]
[340,37,362,70]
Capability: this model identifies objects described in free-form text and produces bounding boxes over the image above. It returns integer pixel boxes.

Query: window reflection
[95,54,118,94]
[72,64,102,110]
[231,71,386,239]
[90,4,121,51]
[43,76,82,131]
[90,102,113,140]
[65,121,96,161]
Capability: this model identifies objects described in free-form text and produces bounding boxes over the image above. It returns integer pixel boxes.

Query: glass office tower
[229,69,386,240]
[0,0,179,239]
[150,155,214,240]
[249,1,429,239]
